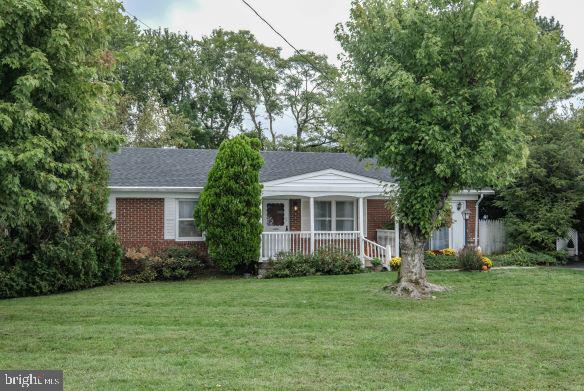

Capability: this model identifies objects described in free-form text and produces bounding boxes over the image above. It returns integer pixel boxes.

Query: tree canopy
[113,25,338,151]
[0,0,125,297]
[498,107,584,251]
[332,0,576,297]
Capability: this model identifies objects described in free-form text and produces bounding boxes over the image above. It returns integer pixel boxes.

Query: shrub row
[121,247,205,283]
[424,254,459,270]
[0,232,122,299]
[490,248,561,267]
[420,247,566,271]
[265,247,362,279]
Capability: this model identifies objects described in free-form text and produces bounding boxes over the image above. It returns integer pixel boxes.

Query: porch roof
[108,148,394,188]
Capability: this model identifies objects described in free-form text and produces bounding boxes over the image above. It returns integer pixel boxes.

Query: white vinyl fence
[479,219,506,255]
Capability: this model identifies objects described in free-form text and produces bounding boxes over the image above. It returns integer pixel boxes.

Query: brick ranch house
[108,148,493,266]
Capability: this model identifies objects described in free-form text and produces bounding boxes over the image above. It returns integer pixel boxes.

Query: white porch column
[358,197,365,267]
[309,196,315,254]
[395,219,400,257]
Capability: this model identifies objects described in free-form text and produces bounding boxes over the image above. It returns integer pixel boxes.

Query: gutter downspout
[475,193,485,247]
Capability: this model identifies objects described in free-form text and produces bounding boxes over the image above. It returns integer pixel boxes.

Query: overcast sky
[122,0,584,134]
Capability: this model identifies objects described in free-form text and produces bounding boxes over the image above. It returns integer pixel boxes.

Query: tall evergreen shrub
[195,135,264,273]
[0,0,125,298]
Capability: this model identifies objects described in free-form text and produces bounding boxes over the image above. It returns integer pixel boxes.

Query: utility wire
[240,0,337,84]
[121,2,155,31]
[123,0,336,84]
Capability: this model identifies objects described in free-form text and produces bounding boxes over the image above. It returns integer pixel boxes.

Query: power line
[240,0,337,84]
[121,2,155,31]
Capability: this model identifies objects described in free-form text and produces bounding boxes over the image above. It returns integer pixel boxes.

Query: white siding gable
[263,169,390,198]
[164,198,176,240]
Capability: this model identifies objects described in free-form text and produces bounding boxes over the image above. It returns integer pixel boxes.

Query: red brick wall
[466,200,477,246]
[289,199,301,231]
[366,199,393,241]
[115,198,207,256]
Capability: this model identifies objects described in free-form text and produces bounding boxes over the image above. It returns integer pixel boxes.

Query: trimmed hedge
[265,248,362,279]
[424,254,458,270]
[490,248,558,266]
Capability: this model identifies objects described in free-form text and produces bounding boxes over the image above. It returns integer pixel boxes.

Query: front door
[451,201,466,250]
[263,200,289,232]
[262,200,290,258]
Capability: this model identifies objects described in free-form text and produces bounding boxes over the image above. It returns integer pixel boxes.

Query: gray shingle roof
[108,147,393,187]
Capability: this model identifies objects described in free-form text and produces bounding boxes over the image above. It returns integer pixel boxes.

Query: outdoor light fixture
[462,209,471,220]
[293,204,299,212]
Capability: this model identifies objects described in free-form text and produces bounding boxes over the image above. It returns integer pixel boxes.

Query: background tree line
[109,21,339,151]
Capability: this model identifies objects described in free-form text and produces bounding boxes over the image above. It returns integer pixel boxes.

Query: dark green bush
[265,248,361,279]
[121,247,204,283]
[458,248,484,271]
[491,248,557,266]
[149,257,203,281]
[312,247,362,275]
[265,252,316,278]
[424,254,459,270]
[0,1,124,299]
[163,246,201,260]
[95,232,123,283]
[0,234,122,299]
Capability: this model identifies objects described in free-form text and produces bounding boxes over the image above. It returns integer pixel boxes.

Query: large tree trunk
[386,224,449,299]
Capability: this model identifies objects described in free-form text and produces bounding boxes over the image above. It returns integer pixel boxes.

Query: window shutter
[107,195,116,220]
[164,198,176,240]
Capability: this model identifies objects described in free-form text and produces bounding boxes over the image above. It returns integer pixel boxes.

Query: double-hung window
[335,201,355,231]
[314,201,332,231]
[177,199,201,240]
[314,200,355,231]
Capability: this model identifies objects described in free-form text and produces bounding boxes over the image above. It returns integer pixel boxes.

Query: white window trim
[175,198,204,242]
[314,200,356,232]
[335,200,356,231]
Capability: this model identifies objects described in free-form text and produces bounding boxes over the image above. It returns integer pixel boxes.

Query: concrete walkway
[559,261,584,270]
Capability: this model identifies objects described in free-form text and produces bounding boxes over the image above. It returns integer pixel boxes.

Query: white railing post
[386,244,392,269]
[309,197,315,254]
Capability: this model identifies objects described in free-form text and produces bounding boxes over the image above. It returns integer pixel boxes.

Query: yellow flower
[390,256,402,269]
[441,248,457,256]
[481,256,493,268]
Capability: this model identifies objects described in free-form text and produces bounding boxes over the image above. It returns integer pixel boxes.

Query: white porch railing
[260,231,393,269]
[363,237,392,267]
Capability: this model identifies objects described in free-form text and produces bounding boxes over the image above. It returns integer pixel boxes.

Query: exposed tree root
[384,280,450,299]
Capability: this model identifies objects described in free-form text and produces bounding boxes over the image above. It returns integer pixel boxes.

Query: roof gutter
[108,186,203,192]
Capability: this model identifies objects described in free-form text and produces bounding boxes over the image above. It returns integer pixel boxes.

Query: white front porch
[260,195,399,267]
[259,169,400,267]
[260,230,395,268]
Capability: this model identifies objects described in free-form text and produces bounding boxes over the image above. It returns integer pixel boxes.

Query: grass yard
[1,269,584,390]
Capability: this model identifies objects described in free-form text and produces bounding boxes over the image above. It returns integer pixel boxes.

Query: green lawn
[1,269,583,390]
